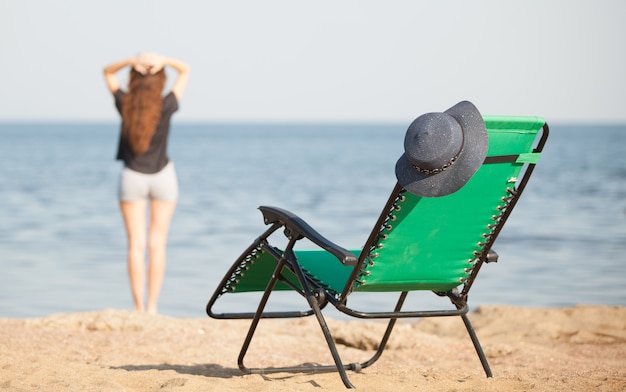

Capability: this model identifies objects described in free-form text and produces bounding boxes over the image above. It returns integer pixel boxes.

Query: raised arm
[152,55,190,99]
[103,57,136,93]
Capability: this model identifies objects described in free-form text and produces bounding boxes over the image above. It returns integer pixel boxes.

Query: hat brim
[395,101,488,197]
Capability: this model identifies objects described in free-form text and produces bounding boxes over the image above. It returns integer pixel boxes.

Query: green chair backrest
[352,116,545,292]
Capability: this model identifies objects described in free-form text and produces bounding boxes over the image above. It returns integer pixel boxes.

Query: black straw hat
[395,101,488,197]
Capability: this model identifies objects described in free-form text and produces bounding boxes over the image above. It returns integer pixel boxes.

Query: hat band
[411,130,465,175]
[412,150,461,175]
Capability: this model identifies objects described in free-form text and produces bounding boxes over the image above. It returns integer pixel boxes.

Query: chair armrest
[258,206,358,266]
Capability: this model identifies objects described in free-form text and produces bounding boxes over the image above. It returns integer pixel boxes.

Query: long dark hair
[121,68,166,155]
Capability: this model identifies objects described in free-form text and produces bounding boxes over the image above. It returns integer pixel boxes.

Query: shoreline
[1,305,625,391]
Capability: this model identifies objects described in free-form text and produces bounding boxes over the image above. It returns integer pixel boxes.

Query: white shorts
[119,162,179,201]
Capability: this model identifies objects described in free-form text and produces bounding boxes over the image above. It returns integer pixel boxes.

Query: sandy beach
[1,305,625,391]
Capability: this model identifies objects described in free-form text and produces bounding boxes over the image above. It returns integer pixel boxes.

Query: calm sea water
[1,122,625,319]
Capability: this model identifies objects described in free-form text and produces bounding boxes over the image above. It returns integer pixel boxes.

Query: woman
[103,53,190,314]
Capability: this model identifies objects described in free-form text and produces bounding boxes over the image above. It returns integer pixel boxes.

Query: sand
[1,305,625,391]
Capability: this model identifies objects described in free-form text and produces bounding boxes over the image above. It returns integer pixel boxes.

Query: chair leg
[236,258,284,373]
[461,314,493,377]
[237,246,357,389]
[360,291,408,369]
[291,254,356,389]
[307,291,356,388]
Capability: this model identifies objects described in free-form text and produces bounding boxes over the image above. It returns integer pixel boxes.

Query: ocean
[1,122,625,319]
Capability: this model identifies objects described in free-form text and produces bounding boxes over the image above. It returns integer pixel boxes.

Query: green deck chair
[206,115,549,389]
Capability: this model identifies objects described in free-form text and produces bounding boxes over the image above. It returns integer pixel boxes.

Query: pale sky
[1,0,624,123]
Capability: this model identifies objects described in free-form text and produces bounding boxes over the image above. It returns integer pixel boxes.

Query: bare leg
[120,200,148,312]
[146,199,176,314]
